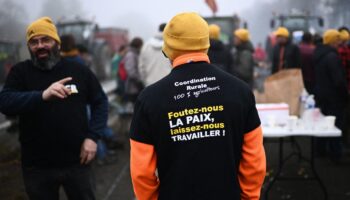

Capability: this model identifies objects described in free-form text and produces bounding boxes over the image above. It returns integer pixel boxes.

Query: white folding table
[262,127,341,200]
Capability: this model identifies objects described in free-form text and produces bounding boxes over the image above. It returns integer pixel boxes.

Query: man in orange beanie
[314,29,348,161]
[0,17,108,200]
[130,12,266,200]
[272,27,301,73]
[232,28,255,87]
[207,24,232,72]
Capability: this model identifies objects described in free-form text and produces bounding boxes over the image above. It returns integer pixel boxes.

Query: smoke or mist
[280,0,350,27]
[39,0,85,22]
[1,0,349,45]
[0,0,28,41]
[0,0,85,42]
[240,0,350,46]
[112,12,155,42]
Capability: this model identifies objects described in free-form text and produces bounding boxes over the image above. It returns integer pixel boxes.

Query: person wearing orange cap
[207,24,232,72]
[314,29,348,161]
[130,12,266,200]
[0,17,108,199]
[271,27,301,74]
[232,28,255,87]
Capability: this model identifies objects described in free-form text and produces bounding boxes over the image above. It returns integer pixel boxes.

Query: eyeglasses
[162,50,168,58]
[28,36,55,48]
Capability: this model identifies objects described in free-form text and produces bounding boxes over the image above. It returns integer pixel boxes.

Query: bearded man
[0,17,108,200]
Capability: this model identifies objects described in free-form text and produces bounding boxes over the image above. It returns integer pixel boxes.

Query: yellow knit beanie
[274,27,289,38]
[209,24,221,40]
[323,29,340,45]
[234,28,250,42]
[26,17,61,44]
[339,30,350,42]
[162,12,210,60]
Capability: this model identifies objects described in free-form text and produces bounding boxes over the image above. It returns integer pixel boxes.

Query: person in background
[60,34,85,65]
[253,43,267,62]
[0,17,108,200]
[338,27,350,91]
[207,24,232,72]
[112,45,128,97]
[76,44,93,67]
[130,12,266,200]
[271,27,301,74]
[313,33,323,46]
[253,43,270,92]
[232,28,255,87]
[299,32,316,95]
[138,23,172,87]
[314,29,348,161]
[265,32,277,64]
[338,27,350,147]
[111,45,127,79]
[123,37,143,105]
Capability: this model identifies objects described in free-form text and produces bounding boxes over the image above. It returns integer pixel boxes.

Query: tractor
[265,11,324,62]
[204,14,246,48]
[56,18,128,81]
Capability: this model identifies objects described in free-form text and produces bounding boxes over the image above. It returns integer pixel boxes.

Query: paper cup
[324,116,336,130]
[287,115,298,130]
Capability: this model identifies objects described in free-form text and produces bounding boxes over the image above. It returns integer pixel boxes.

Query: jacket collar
[172,53,210,68]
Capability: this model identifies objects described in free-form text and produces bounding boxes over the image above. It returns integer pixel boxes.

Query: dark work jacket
[0,58,108,168]
[208,39,232,73]
[232,41,255,87]
[272,42,301,74]
[299,43,316,94]
[313,44,348,127]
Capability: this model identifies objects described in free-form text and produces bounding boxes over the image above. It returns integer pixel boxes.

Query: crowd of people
[0,11,349,200]
[112,24,172,111]
[203,23,350,160]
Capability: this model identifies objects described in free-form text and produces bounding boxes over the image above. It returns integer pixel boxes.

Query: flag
[205,0,218,14]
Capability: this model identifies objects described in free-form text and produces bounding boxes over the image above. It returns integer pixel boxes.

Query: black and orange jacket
[130,53,266,200]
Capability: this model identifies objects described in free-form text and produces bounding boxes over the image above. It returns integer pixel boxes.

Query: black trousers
[22,164,95,200]
[316,104,346,159]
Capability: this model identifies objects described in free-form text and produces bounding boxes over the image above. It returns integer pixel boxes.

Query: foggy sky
[8,0,347,45]
[18,0,257,41]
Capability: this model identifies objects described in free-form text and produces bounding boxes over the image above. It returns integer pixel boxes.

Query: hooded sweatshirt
[139,33,172,86]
